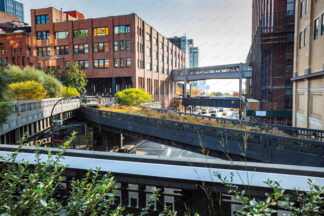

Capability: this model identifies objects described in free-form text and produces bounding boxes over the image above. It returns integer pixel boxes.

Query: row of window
[38,42,110,56]
[65,58,131,70]
[113,58,131,68]
[36,25,129,40]
[145,62,169,74]
[36,15,49,24]
[113,40,131,52]
[36,28,109,41]
[113,25,130,34]
[299,13,324,49]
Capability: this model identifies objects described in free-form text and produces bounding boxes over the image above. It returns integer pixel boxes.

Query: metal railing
[81,106,324,167]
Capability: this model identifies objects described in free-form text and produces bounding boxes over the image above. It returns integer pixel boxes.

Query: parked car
[211,110,217,117]
[219,108,224,112]
[201,108,207,114]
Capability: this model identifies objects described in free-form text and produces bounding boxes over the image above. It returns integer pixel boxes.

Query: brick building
[247,0,295,125]
[0,7,185,107]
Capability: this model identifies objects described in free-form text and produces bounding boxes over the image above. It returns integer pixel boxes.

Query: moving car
[211,110,217,117]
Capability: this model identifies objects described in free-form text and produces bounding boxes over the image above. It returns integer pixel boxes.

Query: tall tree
[59,65,88,94]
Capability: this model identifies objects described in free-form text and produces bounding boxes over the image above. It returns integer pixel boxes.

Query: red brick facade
[0,7,185,107]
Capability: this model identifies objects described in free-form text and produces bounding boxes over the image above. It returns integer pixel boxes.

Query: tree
[115,88,152,106]
[59,65,88,94]
[61,86,80,97]
[232,92,239,97]
[0,66,11,127]
[191,88,200,96]
[8,81,48,101]
[214,92,223,97]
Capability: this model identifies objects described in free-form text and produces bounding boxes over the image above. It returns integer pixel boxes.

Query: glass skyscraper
[0,0,24,22]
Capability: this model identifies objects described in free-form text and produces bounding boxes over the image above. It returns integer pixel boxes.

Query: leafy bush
[0,66,62,99]
[43,75,63,98]
[62,86,80,97]
[58,65,88,93]
[0,101,11,128]
[115,88,152,106]
[217,172,324,215]
[8,81,48,101]
[0,134,176,216]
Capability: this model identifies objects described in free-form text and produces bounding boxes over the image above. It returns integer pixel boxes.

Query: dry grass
[99,105,306,139]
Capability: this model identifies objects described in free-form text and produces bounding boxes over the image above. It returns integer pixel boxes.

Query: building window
[74,44,88,54]
[153,37,157,45]
[36,15,49,24]
[153,51,158,59]
[120,41,125,51]
[65,61,70,70]
[113,25,130,34]
[36,31,49,40]
[94,59,109,69]
[126,40,131,51]
[37,47,50,56]
[159,54,163,62]
[159,41,163,49]
[126,58,131,68]
[0,44,6,55]
[300,0,304,18]
[114,41,118,52]
[94,42,109,53]
[160,67,164,74]
[322,14,324,35]
[146,62,151,70]
[55,31,68,39]
[93,27,109,36]
[303,28,307,46]
[120,58,125,68]
[74,60,88,69]
[153,65,158,72]
[114,58,119,68]
[73,29,88,38]
[146,47,151,57]
[314,18,319,40]
[165,45,168,52]
[55,45,69,55]
[146,33,151,41]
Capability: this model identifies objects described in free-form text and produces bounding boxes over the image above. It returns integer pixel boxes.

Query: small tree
[115,88,152,106]
[59,65,88,94]
[8,81,48,101]
[191,88,200,96]
[62,86,80,97]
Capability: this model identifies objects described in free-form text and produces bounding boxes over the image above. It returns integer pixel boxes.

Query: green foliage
[216,172,324,216]
[62,86,80,97]
[58,65,88,94]
[43,75,62,98]
[8,81,48,101]
[115,88,153,106]
[0,65,62,100]
[0,134,123,216]
[0,134,179,216]
[0,101,11,128]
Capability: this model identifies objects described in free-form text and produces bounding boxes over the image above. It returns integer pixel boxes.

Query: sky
[23,0,252,93]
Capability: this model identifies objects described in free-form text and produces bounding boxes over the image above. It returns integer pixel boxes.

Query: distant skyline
[22,0,252,92]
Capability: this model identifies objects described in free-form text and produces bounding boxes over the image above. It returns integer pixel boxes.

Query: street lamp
[50,96,79,146]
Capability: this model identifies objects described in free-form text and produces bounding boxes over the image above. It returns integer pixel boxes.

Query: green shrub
[62,86,80,97]
[115,88,152,106]
[0,65,63,99]
[8,81,47,101]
